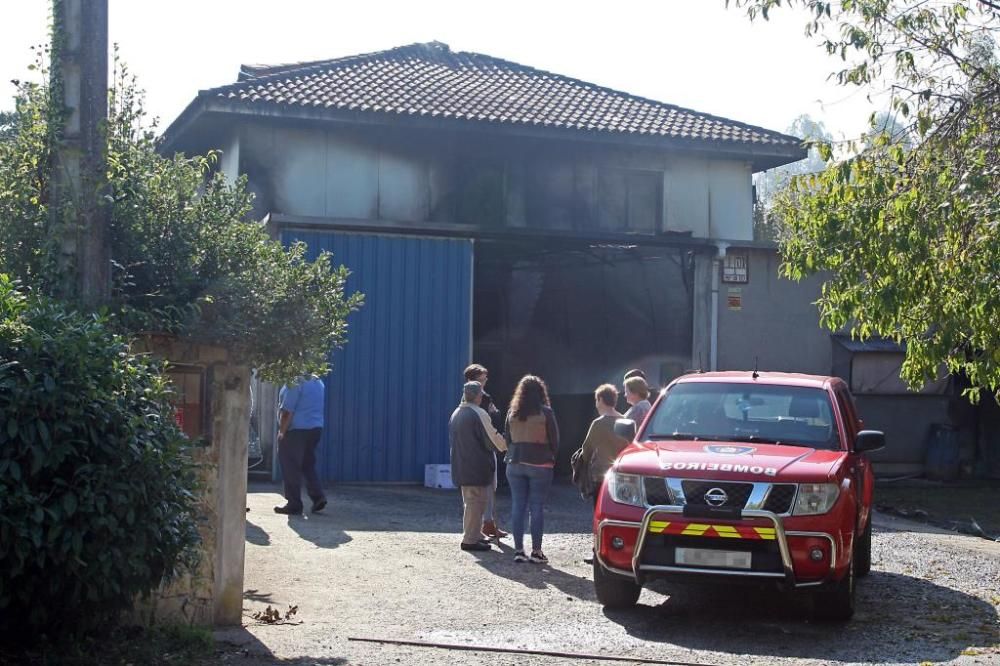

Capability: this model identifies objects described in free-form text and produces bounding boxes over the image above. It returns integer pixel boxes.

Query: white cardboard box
[424,463,455,489]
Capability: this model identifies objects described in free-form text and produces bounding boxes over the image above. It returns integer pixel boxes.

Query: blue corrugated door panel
[280,229,472,482]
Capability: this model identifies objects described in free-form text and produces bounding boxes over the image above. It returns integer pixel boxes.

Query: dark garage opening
[473,239,696,474]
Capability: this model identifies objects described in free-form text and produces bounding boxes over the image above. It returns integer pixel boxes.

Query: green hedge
[0,277,200,642]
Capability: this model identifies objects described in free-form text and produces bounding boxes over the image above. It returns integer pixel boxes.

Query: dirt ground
[216,482,1000,666]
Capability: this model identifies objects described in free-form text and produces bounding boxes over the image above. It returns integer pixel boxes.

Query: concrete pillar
[210,363,250,625]
[691,252,713,372]
[51,0,110,304]
[129,337,249,627]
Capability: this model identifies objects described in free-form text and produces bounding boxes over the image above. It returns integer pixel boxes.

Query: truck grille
[763,484,797,514]
[682,481,753,509]
[640,477,798,513]
[643,477,673,506]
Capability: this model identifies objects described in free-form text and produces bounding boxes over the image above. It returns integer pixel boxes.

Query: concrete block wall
[130,336,250,627]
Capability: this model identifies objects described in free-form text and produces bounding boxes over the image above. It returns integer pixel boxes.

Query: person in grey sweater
[624,375,652,426]
[581,384,628,496]
[449,381,505,552]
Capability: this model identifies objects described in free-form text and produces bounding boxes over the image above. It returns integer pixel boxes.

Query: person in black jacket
[449,381,505,552]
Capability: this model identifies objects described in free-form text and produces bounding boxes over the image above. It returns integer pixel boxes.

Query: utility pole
[51,0,110,305]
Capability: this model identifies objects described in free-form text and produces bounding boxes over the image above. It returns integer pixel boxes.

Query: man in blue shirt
[275,375,327,515]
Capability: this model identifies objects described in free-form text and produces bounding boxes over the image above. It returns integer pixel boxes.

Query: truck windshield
[645,383,840,450]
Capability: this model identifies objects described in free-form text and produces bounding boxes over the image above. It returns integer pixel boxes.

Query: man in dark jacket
[450,381,500,552]
[463,363,508,537]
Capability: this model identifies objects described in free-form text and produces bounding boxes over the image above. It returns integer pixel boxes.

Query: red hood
[616,439,847,482]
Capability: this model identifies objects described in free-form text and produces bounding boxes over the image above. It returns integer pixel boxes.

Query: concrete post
[129,338,250,627]
[211,363,250,625]
[691,252,713,372]
[51,0,110,305]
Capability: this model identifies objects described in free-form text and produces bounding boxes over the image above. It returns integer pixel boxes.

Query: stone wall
[130,336,250,627]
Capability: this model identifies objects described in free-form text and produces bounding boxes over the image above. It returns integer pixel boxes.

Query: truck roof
[672,371,842,390]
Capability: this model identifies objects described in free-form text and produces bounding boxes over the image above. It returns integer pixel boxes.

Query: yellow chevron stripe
[711,525,741,538]
[754,527,777,540]
[681,523,710,536]
[648,521,670,533]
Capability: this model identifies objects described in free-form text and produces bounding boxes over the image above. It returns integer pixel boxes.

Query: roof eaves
[158,92,211,154]
[182,95,806,167]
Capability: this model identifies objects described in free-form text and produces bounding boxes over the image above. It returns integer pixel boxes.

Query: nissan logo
[704,487,729,507]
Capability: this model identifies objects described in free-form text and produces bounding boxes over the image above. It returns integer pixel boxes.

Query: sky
[1,1,880,144]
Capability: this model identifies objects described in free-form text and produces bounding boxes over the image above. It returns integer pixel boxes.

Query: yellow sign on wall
[727,287,742,310]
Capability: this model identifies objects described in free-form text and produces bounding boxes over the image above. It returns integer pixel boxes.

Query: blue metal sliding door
[281,229,472,482]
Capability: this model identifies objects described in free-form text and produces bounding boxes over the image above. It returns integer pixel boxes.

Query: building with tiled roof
[162,42,827,485]
[165,41,802,168]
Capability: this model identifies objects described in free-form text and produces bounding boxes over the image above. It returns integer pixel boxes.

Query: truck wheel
[812,554,855,622]
[855,516,872,578]
[593,558,641,609]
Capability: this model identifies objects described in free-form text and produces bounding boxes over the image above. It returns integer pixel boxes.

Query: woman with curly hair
[504,375,560,564]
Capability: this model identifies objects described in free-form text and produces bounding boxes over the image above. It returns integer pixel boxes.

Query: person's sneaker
[529,551,548,564]
[513,551,528,563]
[482,520,509,540]
[311,498,328,514]
[460,541,492,552]
[273,505,302,515]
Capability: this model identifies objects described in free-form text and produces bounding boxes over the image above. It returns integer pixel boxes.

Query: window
[167,365,207,441]
[646,382,839,449]
[598,168,663,233]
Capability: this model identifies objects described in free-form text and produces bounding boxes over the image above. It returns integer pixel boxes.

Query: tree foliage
[0,275,200,642]
[754,114,834,240]
[0,57,363,383]
[733,0,1000,398]
[0,110,15,140]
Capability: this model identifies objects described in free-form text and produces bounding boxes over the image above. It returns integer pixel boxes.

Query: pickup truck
[593,371,884,621]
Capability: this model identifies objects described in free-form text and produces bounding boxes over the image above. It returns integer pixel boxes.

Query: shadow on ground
[246,519,270,546]
[244,588,275,603]
[248,480,592,536]
[284,512,353,549]
[471,541,596,602]
[603,570,998,663]
[214,627,346,665]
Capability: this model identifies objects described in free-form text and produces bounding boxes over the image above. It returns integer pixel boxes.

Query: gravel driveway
[218,482,1000,665]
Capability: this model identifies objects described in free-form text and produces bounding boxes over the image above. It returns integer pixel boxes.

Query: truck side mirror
[855,430,885,453]
[614,419,637,441]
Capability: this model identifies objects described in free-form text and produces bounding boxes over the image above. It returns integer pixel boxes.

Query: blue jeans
[506,463,554,553]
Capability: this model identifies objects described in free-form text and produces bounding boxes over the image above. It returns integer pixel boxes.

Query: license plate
[675,547,752,569]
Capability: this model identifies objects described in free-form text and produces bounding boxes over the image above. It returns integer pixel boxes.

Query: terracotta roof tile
[208,42,799,149]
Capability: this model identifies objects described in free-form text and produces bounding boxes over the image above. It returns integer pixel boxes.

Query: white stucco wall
[666,156,710,238]
[708,160,754,241]
[666,156,753,241]
[238,121,755,240]
[218,131,241,186]
[241,124,431,221]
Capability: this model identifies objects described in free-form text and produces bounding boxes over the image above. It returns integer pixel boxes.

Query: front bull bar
[598,505,837,588]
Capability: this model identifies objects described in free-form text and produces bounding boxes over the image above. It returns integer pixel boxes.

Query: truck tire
[593,558,641,609]
[812,554,855,622]
[855,516,872,578]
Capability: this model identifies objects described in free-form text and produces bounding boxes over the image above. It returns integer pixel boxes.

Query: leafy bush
[0,276,200,642]
[0,57,362,384]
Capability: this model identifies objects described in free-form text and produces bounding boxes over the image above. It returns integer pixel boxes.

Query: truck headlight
[792,483,840,515]
[609,472,645,507]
